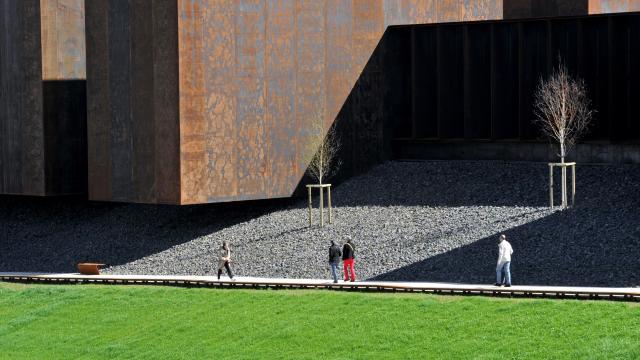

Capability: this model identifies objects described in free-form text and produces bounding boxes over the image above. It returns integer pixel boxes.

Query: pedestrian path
[1,272,638,301]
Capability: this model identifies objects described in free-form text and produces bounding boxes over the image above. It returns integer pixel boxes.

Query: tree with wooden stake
[304,120,342,227]
[533,59,594,209]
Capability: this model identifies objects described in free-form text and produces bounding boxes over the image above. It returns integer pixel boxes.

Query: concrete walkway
[1,272,638,301]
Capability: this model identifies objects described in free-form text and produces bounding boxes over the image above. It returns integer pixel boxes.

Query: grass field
[0,282,638,359]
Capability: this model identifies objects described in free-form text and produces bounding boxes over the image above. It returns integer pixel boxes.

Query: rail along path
[1,273,639,302]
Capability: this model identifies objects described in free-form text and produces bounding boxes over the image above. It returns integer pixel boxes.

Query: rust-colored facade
[84,0,640,204]
[2,0,639,202]
[87,0,510,204]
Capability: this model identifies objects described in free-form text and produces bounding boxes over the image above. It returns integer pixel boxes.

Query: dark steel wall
[43,80,87,194]
[504,0,588,18]
[85,1,180,203]
[0,0,87,196]
[390,12,640,144]
[0,0,45,195]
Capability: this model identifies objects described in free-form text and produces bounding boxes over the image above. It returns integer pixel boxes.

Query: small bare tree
[303,119,342,226]
[534,59,594,208]
[306,121,342,185]
[534,60,594,164]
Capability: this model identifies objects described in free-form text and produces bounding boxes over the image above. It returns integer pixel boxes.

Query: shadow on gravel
[331,161,640,209]
[0,195,298,273]
[371,204,640,287]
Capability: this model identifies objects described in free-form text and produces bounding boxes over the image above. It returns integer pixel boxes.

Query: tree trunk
[560,141,567,208]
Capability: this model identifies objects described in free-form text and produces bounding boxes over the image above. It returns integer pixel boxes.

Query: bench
[77,262,105,275]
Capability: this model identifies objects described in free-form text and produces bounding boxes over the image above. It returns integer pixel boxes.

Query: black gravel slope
[1,161,639,287]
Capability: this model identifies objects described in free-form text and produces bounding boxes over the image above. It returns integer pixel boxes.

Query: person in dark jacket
[328,240,342,283]
[342,236,356,282]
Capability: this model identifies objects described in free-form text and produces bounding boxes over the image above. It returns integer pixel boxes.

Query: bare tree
[534,59,594,208]
[302,119,342,227]
[306,120,342,185]
[534,60,594,164]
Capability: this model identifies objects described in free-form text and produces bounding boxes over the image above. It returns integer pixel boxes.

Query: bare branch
[303,119,342,185]
[533,58,594,162]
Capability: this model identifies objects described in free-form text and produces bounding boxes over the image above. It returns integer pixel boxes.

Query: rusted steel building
[1,0,639,203]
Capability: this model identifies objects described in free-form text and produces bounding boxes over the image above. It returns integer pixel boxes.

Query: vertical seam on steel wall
[323,0,327,146]
[293,0,298,189]
[150,0,156,202]
[233,0,239,201]
[128,1,134,201]
[626,24,631,131]
[436,26,441,138]
[517,22,523,139]
[264,0,269,197]
[0,4,4,192]
[489,23,495,139]
[411,26,416,139]
[350,0,355,174]
[41,0,49,193]
[176,0,181,203]
[105,0,112,200]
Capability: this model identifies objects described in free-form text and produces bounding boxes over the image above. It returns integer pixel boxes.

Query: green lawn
[0,282,638,359]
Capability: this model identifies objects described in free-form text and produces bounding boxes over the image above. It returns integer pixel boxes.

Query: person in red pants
[342,236,356,282]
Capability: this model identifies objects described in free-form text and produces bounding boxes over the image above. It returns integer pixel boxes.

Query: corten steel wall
[0,0,45,195]
[589,0,640,13]
[86,0,504,205]
[41,0,87,195]
[503,0,640,17]
[0,0,86,196]
[85,0,640,204]
[85,1,180,203]
[176,0,507,204]
[391,11,640,162]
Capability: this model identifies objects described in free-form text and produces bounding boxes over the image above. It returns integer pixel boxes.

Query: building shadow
[370,202,640,287]
[0,195,297,273]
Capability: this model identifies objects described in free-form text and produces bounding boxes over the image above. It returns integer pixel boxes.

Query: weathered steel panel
[40,0,85,80]
[19,1,45,195]
[42,80,87,195]
[178,0,207,204]
[202,1,238,201]
[266,0,296,197]
[85,0,111,201]
[438,0,463,23]
[384,0,436,26]
[590,0,635,13]
[152,0,181,204]
[0,0,45,195]
[352,0,384,76]
[131,0,155,203]
[235,0,267,199]
[463,0,503,21]
[107,0,133,201]
[325,0,353,129]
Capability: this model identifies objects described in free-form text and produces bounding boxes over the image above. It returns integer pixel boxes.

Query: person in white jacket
[495,234,513,287]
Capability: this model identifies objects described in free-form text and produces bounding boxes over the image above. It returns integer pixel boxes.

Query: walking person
[342,236,356,282]
[328,240,342,283]
[217,241,234,280]
[495,234,513,287]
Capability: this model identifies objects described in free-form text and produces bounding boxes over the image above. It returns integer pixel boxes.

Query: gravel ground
[1,160,639,287]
